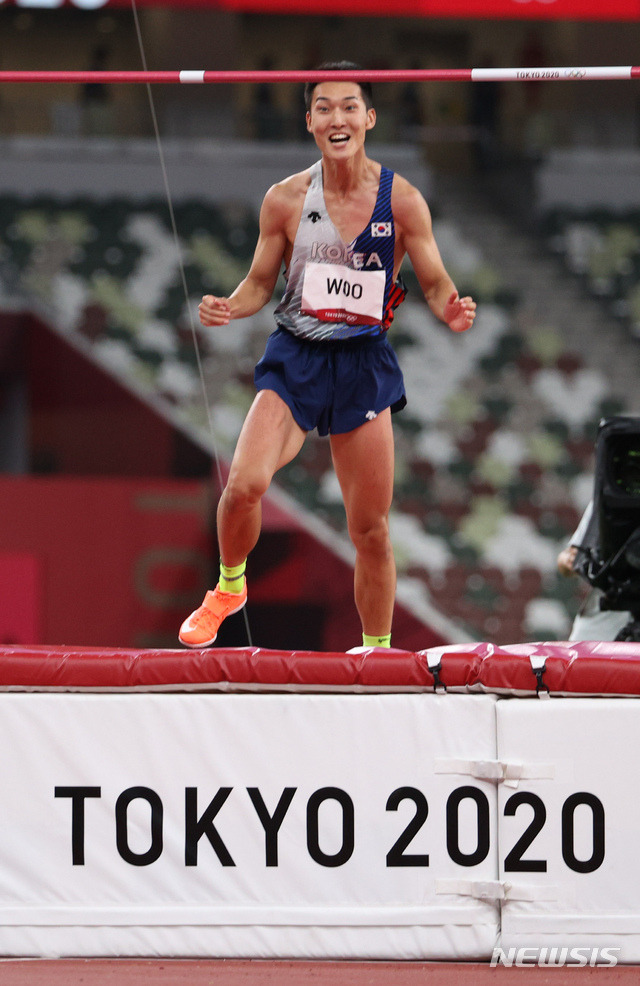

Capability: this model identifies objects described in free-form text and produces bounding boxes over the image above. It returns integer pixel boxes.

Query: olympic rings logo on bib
[301,262,386,326]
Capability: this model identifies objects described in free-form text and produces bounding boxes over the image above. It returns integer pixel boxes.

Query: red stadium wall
[25,317,188,477]
[0,475,213,648]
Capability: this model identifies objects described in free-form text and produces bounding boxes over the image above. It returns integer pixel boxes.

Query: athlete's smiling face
[306,81,376,158]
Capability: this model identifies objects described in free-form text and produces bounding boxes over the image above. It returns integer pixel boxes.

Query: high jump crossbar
[0,67,639,84]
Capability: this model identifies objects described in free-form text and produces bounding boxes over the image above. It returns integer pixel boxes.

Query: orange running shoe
[179,582,247,648]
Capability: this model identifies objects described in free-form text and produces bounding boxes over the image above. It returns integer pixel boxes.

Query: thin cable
[130,0,253,646]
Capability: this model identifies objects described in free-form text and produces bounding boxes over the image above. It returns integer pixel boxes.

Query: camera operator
[558,500,633,641]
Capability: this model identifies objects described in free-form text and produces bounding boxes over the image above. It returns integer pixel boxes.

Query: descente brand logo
[491,947,620,968]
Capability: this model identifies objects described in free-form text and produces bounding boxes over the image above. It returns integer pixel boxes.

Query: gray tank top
[273,160,405,342]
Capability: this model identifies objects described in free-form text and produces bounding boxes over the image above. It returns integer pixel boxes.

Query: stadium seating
[543,206,640,337]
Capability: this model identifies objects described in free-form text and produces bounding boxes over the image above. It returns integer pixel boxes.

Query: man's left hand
[444,291,476,333]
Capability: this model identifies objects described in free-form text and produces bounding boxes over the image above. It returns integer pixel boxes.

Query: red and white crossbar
[0,67,638,84]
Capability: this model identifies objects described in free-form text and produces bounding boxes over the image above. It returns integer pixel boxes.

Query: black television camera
[573,416,640,641]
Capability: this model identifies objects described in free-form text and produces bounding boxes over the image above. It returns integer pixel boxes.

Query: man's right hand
[558,545,578,577]
[199,294,232,326]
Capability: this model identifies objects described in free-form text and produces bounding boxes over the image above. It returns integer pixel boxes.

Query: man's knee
[222,472,269,513]
[349,516,392,559]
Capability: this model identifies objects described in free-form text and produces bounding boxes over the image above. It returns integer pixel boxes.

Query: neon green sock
[219,559,246,594]
[363,633,391,648]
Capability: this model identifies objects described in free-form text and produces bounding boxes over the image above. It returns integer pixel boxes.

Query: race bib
[301,262,385,326]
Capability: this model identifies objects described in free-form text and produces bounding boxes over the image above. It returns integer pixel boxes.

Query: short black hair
[304,61,374,113]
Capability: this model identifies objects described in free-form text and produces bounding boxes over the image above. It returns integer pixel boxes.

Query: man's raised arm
[199,184,289,326]
[394,178,476,333]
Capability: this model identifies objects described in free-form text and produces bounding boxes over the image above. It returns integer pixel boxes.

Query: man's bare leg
[330,409,396,639]
[179,390,305,647]
[218,389,306,566]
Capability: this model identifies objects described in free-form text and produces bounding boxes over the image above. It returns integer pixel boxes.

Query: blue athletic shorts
[254,326,407,436]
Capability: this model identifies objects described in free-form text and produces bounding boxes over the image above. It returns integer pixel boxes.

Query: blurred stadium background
[1,0,639,652]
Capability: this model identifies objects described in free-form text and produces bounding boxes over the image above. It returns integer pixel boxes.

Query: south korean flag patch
[371,221,392,237]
